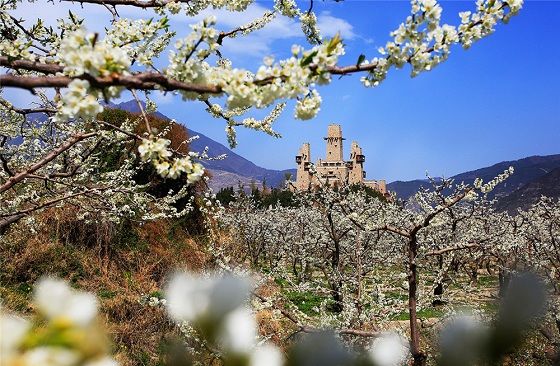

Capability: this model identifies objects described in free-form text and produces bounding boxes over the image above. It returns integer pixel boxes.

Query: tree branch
[0,72,222,94]
[62,0,190,8]
[0,132,97,194]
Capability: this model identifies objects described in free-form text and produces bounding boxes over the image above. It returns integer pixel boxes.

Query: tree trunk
[432,255,446,306]
[498,269,511,298]
[408,237,426,366]
[329,240,344,313]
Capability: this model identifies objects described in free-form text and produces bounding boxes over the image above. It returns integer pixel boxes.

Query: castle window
[295,155,302,164]
[356,155,365,163]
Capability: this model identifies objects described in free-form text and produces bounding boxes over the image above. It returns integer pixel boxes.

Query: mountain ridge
[113,100,296,190]
[495,167,560,213]
[387,154,560,208]
[111,100,560,204]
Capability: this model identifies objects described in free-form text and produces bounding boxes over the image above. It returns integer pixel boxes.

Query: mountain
[113,100,296,190]
[25,100,559,206]
[386,179,442,200]
[495,167,560,213]
[387,154,560,211]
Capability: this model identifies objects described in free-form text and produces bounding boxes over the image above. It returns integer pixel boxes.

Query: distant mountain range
[112,101,560,209]
[387,154,560,211]
[113,101,296,190]
[495,167,560,213]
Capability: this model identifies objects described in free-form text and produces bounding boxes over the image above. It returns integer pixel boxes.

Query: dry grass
[0,207,208,366]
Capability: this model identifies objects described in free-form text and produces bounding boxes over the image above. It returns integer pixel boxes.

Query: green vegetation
[391,307,447,321]
[286,291,326,315]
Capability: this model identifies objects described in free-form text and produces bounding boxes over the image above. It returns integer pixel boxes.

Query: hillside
[386,179,441,200]
[388,154,560,203]
[25,102,559,207]
[495,167,560,213]
[113,101,296,189]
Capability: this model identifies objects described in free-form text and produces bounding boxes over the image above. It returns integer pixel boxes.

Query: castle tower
[295,143,312,190]
[349,141,365,184]
[324,124,344,161]
[292,124,388,196]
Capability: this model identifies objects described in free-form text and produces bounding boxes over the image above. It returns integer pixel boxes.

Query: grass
[274,277,289,287]
[391,307,447,321]
[285,291,326,315]
[0,207,209,366]
[477,275,499,287]
[481,300,499,314]
[98,289,118,299]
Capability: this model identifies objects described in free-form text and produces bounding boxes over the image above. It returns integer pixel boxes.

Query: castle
[293,124,387,194]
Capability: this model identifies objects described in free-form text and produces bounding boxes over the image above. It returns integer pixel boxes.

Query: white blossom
[295,90,322,120]
[34,277,98,327]
[53,79,103,122]
[219,307,257,353]
[249,344,284,366]
[369,333,410,366]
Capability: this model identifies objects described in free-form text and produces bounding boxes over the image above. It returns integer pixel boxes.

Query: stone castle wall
[293,124,387,195]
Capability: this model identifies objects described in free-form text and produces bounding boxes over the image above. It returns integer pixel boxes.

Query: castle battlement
[293,124,387,194]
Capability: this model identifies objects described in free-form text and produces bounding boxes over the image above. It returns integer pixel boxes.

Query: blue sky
[7,1,560,182]
[158,1,560,182]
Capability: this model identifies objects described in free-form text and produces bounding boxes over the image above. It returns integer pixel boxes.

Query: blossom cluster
[138,136,205,182]
[232,10,276,37]
[165,16,220,100]
[52,27,136,122]
[53,79,103,122]
[166,272,283,364]
[219,36,344,114]
[58,28,130,78]
[474,166,514,193]
[105,17,172,66]
[1,278,116,366]
[273,0,322,44]
[294,90,322,120]
[241,102,285,136]
[360,0,523,86]
[0,37,33,60]
[181,0,253,15]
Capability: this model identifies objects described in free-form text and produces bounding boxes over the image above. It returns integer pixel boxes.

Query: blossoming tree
[0,0,539,365]
[221,169,529,364]
[1,0,523,232]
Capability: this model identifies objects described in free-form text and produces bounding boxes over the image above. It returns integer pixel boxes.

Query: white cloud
[187,4,300,57]
[152,90,175,105]
[8,2,357,61]
[317,11,356,40]
[10,0,113,30]
[189,5,358,57]
[221,34,272,57]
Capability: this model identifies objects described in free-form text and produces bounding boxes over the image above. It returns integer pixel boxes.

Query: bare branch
[0,132,97,194]
[0,72,223,94]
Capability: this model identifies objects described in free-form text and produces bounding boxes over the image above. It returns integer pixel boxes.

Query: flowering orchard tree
[1,0,542,365]
[1,270,547,366]
[0,0,523,232]
[220,167,560,364]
